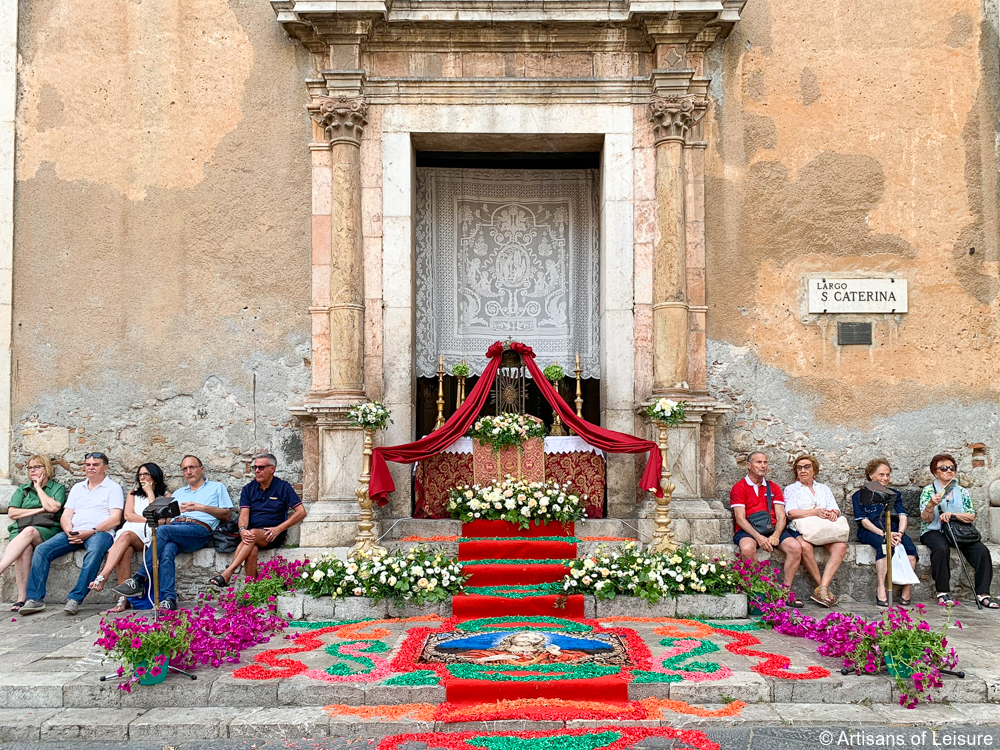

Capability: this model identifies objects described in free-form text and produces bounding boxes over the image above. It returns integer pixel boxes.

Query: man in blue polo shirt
[209,452,305,586]
[114,455,232,610]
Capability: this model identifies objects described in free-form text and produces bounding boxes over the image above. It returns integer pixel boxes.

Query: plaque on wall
[807,278,907,314]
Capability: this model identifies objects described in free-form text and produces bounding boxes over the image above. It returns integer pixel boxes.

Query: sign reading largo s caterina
[807,278,908,314]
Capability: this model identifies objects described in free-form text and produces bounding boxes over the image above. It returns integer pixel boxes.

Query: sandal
[10,601,24,612]
[978,596,1000,609]
[899,597,911,606]
[787,593,805,608]
[876,597,889,607]
[88,574,106,592]
[937,593,956,606]
[811,586,836,608]
[208,575,228,588]
[107,595,131,614]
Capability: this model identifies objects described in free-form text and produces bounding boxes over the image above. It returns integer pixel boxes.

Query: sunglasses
[85,452,108,461]
[937,465,957,472]
[795,464,813,471]
[252,465,273,472]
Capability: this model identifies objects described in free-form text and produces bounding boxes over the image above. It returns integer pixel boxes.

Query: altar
[414,436,607,519]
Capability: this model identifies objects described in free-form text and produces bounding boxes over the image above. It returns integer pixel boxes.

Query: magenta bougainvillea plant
[731,554,959,708]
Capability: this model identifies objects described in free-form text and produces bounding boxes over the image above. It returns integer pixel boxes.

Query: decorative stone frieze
[648,95,708,145]
[310,95,369,146]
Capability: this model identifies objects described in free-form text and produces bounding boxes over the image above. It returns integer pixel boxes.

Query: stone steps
[7,701,1000,742]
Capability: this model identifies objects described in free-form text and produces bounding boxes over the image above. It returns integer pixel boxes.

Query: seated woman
[851,458,918,606]
[919,453,996,608]
[0,455,67,612]
[783,454,847,608]
[89,463,169,612]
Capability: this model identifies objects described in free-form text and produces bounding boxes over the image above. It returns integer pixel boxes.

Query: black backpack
[212,510,240,553]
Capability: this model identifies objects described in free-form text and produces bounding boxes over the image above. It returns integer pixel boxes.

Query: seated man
[113,455,232,610]
[729,451,804,607]
[210,452,306,586]
[20,452,124,616]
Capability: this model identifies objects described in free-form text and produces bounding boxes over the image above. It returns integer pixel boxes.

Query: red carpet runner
[447,519,629,705]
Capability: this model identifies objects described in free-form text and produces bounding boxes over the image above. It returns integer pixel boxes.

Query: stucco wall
[705,0,1000,511]
[11,0,313,493]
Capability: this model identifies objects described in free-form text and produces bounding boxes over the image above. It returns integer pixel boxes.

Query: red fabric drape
[511,342,663,497]
[368,342,505,506]
[368,340,663,507]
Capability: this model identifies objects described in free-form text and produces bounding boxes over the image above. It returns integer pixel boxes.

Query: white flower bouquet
[299,546,467,605]
[447,476,586,529]
[348,401,393,430]
[467,412,546,452]
[562,542,737,603]
[645,398,687,427]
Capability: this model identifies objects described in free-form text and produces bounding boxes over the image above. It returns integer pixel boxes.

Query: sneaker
[112,577,144,597]
[157,598,178,612]
[18,599,46,615]
[63,599,80,616]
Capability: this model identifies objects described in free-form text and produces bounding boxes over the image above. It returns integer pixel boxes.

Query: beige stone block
[382,307,415,400]
[361,187,383,238]
[310,312,331,392]
[600,201,634,312]
[633,303,654,397]
[360,142,382,191]
[22,426,70,456]
[312,263,330,307]
[600,310,635,410]
[633,105,654,149]
[461,53,505,77]
[382,217,414,307]
[311,214,332,266]
[633,146,656,202]
[381,134,413,218]
[518,53,593,77]
[602,133,633,202]
[312,162,332,216]
[633,200,656,245]
[320,428,364,500]
[633,242,654,305]
[364,298,383,358]
[374,51,411,77]
[594,52,634,78]
[363,237,383,300]
[381,103,630,136]
[440,53,462,77]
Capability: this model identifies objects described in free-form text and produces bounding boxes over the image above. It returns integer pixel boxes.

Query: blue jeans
[26,530,114,604]
[133,522,211,601]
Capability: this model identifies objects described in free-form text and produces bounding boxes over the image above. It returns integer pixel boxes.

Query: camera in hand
[143,498,181,524]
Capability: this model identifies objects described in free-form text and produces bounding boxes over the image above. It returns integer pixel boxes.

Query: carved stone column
[311,95,368,400]
[648,94,706,394]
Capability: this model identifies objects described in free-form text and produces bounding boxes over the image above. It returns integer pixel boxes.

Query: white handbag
[891,543,920,585]
[795,515,850,546]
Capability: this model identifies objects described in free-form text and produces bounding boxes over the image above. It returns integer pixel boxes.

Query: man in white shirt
[20,452,124,615]
[113,455,232,610]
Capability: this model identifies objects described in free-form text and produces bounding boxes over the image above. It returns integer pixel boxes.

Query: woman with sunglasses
[88,463,170,612]
[919,453,996,608]
[0,455,66,611]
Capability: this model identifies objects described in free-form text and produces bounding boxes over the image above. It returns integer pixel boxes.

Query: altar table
[413,436,606,519]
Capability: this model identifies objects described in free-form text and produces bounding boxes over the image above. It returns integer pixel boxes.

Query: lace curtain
[415,167,600,378]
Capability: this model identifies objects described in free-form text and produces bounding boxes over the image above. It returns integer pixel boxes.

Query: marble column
[312,95,368,400]
[648,95,705,394]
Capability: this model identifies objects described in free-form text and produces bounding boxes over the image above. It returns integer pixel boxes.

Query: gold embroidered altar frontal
[472,438,545,484]
[414,447,605,519]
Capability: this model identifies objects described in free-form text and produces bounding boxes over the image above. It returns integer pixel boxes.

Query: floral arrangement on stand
[562,542,737,602]
[348,401,393,430]
[645,397,687,427]
[467,412,546,452]
[542,363,565,383]
[451,363,470,378]
[300,546,467,605]
[447,476,586,528]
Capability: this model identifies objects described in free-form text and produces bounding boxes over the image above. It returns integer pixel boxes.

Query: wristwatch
[239,526,248,533]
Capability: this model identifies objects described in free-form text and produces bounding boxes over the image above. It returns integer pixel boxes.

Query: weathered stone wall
[705,0,1000,523]
[11,0,313,495]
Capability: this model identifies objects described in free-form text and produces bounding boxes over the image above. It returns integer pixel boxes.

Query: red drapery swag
[368,341,664,506]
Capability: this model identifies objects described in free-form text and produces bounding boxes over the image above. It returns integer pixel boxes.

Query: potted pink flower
[96,611,193,691]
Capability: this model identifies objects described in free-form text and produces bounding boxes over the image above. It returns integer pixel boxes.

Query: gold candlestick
[549,361,566,436]
[574,353,584,418]
[435,355,446,430]
[457,359,467,409]
[350,427,387,559]
[650,422,678,553]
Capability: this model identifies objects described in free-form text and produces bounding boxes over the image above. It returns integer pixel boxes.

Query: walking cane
[885,504,893,608]
[944,520,983,611]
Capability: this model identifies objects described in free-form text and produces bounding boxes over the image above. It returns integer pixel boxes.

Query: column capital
[310,95,369,146]
[648,94,708,145]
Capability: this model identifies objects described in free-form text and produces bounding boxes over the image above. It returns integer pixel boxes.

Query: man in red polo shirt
[730,451,804,606]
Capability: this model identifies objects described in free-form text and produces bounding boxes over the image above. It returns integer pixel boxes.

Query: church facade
[2,0,998,545]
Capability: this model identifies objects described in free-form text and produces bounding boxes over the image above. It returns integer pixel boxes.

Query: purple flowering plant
[95,610,192,693]
[238,556,308,606]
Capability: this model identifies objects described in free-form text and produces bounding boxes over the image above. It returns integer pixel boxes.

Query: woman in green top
[0,454,67,611]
